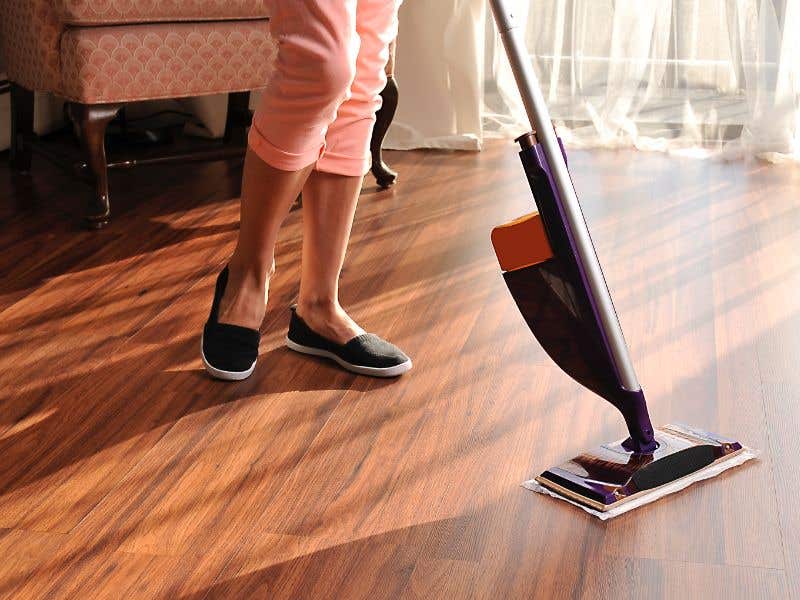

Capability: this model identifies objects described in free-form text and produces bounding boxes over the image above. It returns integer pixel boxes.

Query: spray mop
[488,0,756,519]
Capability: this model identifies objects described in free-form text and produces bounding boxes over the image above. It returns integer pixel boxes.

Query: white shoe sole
[285,337,412,378]
[201,334,257,381]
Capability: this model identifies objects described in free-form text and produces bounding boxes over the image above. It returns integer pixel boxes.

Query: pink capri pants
[249,0,402,177]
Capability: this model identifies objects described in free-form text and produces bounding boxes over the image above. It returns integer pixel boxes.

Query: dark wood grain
[0,142,797,599]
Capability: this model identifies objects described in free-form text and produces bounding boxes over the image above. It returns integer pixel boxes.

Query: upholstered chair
[1,0,275,227]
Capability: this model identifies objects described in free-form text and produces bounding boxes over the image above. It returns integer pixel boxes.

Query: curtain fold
[384,0,486,150]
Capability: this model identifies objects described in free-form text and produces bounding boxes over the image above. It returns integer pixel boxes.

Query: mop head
[524,423,757,520]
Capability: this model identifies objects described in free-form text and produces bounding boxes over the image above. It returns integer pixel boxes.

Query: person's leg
[295,170,366,342]
[218,152,313,329]
[215,0,360,330]
[295,0,402,344]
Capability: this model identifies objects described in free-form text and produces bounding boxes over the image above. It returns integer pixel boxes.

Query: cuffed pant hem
[248,126,324,173]
[315,151,371,177]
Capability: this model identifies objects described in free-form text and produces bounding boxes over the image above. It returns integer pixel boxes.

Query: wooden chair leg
[225,91,252,146]
[68,102,122,229]
[370,76,399,189]
[10,83,34,173]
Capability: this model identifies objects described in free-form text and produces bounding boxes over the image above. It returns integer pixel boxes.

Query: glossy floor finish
[1,143,798,599]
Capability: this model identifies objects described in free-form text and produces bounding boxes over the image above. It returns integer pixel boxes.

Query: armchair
[1,0,275,227]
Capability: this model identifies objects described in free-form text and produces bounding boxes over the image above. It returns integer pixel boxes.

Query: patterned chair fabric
[61,22,276,103]
[58,0,269,26]
[0,0,275,103]
[0,1,64,94]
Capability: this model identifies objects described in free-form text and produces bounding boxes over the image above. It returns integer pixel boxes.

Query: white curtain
[391,0,800,163]
[385,0,487,150]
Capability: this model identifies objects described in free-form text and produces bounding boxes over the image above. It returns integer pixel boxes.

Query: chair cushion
[59,0,269,26]
[60,20,277,103]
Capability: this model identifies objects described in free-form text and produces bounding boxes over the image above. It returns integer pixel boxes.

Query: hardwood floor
[0,141,798,599]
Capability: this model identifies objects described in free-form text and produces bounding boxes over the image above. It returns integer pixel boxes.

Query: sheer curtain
[390,0,800,163]
[385,0,487,150]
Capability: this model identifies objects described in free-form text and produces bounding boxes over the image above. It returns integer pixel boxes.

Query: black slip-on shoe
[201,266,260,381]
[285,306,412,378]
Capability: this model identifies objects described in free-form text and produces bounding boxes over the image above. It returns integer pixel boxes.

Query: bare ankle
[228,254,275,287]
[217,262,270,329]
[297,297,338,318]
[294,297,364,344]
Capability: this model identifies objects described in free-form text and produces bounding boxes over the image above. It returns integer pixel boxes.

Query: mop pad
[524,424,757,520]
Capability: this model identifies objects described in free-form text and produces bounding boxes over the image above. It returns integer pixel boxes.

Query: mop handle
[488,0,641,392]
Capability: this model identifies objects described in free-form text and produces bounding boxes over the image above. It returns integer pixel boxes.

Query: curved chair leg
[68,103,122,229]
[370,76,399,189]
[10,84,34,173]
